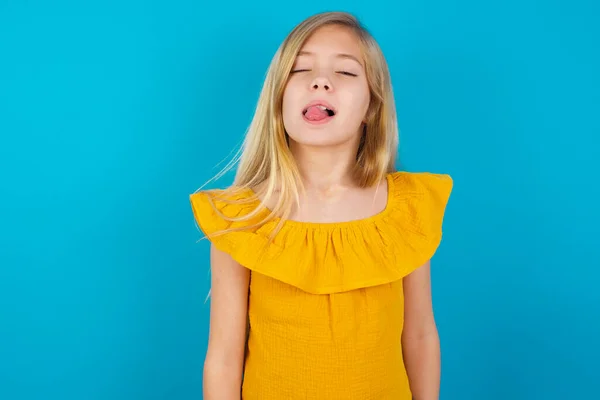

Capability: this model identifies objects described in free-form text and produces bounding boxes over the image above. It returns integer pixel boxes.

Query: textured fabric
[190,171,453,399]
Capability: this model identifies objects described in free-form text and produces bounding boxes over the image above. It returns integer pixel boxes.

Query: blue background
[1,1,598,399]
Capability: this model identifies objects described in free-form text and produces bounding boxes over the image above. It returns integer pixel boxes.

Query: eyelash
[291,69,358,77]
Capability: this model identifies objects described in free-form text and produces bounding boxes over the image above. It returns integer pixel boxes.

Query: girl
[190,11,453,400]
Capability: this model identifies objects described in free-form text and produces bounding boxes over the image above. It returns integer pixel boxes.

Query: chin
[287,129,357,148]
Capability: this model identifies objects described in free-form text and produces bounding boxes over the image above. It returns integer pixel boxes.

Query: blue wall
[1,1,598,399]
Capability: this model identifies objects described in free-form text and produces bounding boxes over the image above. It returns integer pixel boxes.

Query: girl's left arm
[402,260,441,400]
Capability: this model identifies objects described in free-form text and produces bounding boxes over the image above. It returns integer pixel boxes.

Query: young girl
[190,11,452,400]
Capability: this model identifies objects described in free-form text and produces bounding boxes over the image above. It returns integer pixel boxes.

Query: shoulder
[190,185,255,212]
[189,185,264,238]
[384,169,453,244]
[388,170,453,196]
[387,170,453,215]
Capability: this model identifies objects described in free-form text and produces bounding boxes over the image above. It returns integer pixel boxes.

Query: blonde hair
[200,11,399,237]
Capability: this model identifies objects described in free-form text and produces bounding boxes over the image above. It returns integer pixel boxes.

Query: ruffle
[189,171,453,295]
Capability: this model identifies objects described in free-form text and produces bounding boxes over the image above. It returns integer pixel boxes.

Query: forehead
[297,25,363,62]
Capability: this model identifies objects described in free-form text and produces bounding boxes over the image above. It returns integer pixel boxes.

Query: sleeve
[189,191,227,240]
[386,171,453,274]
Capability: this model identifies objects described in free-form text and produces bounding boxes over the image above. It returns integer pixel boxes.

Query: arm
[402,260,441,400]
[203,244,250,400]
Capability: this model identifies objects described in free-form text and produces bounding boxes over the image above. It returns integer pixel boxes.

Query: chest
[288,185,388,223]
[247,271,406,333]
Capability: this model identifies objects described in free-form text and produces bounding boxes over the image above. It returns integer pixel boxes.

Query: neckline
[250,172,397,229]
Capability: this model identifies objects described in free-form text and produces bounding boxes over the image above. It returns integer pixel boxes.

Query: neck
[289,141,359,191]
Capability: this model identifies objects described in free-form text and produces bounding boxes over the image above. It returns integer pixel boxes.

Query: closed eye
[337,71,358,77]
[290,69,358,77]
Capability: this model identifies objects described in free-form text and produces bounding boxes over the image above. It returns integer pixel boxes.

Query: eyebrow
[297,50,362,65]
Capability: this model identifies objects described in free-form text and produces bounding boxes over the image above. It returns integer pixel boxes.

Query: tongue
[304,106,329,121]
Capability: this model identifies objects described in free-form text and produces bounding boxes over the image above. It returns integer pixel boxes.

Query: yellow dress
[189,171,453,399]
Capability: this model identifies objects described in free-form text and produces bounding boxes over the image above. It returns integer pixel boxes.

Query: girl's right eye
[291,69,310,73]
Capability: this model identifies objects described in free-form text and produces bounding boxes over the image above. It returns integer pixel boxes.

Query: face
[281,25,371,148]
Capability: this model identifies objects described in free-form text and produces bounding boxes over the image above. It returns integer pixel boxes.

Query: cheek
[282,83,299,119]
[343,85,370,120]
[356,84,371,122]
[359,84,371,113]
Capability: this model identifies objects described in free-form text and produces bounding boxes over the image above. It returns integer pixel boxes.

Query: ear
[362,110,370,124]
[363,101,377,124]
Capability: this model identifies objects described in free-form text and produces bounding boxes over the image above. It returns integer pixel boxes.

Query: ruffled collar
[190,171,453,294]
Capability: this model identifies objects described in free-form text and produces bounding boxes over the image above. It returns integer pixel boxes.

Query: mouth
[302,101,337,124]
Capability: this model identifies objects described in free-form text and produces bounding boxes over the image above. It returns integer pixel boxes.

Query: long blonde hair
[200,11,399,237]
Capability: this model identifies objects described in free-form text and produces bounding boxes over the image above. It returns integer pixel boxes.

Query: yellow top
[190,171,453,400]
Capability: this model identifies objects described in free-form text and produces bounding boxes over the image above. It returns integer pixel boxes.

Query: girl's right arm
[203,244,250,400]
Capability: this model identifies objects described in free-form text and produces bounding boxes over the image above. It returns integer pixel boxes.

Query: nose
[310,75,333,91]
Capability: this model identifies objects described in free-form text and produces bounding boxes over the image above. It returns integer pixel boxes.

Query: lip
[301,99,337,125]
[301,99,337,115]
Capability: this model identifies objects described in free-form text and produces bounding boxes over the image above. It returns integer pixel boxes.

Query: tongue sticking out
[304,106,330,121]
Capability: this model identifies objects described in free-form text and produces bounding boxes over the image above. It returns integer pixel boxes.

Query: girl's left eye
[337,71,358,77]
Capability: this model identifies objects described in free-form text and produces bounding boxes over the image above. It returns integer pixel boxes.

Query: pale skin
[203,246,249,399]
[203,24,440,400]
[402,260,442,400]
